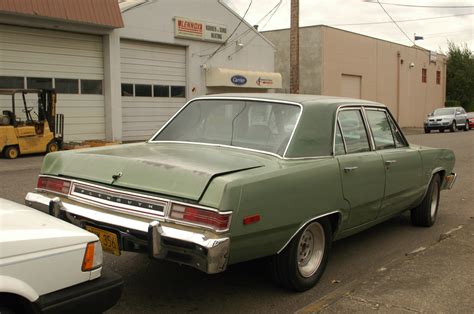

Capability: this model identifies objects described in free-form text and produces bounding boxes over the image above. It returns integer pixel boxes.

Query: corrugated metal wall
[0,25,105,141]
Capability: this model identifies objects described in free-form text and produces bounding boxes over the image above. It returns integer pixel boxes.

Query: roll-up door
[121,39,186,141]
[0,24,105,141]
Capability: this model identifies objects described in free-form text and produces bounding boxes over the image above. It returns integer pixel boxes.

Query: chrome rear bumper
[25,192,229,274]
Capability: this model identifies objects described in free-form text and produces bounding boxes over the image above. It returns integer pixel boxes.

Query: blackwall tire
[464,121,469,131]
[46,140,59,153]
[411,174,441,227]
[270,218,332,291]
[450,121,456,132]
[4,146,19,159]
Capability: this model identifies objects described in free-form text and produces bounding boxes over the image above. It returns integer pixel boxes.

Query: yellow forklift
[0,89,64,159]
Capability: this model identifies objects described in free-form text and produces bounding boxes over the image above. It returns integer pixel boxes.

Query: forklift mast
[38,89,56,133]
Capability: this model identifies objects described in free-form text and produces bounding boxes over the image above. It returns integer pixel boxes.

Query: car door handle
[344,166,358,173]
[384,160,397,166]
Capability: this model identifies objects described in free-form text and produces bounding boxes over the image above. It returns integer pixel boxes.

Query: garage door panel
[121,64,185,77]
[1,50,103,68]
[121,58,184,69]
[121,73,186,84]
[0,41,103,59]
[0,25,105,141]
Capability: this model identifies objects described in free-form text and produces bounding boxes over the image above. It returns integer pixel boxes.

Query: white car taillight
[37,176,71,195]
[82,241,103,271]
[169,204,231,232]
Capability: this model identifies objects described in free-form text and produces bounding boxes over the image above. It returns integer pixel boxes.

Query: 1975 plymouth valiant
[25,94,456,291]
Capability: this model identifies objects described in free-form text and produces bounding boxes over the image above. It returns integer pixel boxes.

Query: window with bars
[436,71,441,85]
[422,69,427,83]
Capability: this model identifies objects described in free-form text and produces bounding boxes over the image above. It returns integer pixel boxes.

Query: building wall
[119,0,276,98]
[263,28,323,94]
[263,26,446,127]
[321,26,446,127]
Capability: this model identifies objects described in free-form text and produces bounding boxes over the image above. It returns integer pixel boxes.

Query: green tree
[446,41,474,110]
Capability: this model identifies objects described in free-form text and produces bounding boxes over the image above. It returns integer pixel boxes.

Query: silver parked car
[424,107,469,133]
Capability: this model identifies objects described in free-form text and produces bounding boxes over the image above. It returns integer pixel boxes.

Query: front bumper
[442,172,457,190]
[35,269,123,314]
[25,192,230,274]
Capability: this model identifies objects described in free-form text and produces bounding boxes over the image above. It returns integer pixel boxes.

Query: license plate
[85,225,121,256]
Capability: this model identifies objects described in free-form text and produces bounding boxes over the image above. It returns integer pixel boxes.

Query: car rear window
[152,99,301,156]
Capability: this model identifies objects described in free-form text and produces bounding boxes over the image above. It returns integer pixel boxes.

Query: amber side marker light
[82,241,103,271]
[243,214,260,225]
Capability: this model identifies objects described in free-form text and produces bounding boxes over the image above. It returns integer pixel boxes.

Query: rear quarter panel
[220,158,347,264]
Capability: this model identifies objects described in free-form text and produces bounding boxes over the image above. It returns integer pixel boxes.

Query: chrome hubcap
[430,181,439,218]
[297,222,325,278]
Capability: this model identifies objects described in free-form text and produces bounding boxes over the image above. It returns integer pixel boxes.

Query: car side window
[387,114,407,147]
[334,122,346,155]
[366,110,396,150]
[338,110,371,154]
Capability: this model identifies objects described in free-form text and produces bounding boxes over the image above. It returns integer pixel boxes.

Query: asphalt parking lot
[0,130,473,313]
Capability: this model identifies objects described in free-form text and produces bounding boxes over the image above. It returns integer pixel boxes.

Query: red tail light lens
[37,176,71,195]
[169,204,231,232]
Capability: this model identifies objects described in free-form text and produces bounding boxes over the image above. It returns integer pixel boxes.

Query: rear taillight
[37,176,71,194]
[169,204,231,232]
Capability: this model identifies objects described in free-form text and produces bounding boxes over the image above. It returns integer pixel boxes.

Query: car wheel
[463,121,469,131]
[270,218,332,291]
[3,146,19,159]
[411,174,440,227]
[450,121,456,132]
[424,128,430,133]
[440,129,445,133]
[46,140,59,153]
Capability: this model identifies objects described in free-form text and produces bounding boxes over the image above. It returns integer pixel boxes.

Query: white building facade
[0,0,280,142]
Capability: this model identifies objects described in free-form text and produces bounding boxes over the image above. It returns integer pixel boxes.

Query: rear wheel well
[326,212,341,236]
[0,293,35,314]
[435,170,446,186]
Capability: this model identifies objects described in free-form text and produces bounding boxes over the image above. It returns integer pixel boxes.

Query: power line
[204,0,253,63]
[332,12,474,26]
[199,0,282,58]
[227,0,284,59]
[376,0,416,45]
[365,1,474,9]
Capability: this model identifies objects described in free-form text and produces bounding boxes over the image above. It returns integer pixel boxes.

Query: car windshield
[433,108,455,116]
[152,99,301,155]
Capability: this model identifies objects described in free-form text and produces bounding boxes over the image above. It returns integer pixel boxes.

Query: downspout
[396,51,401,122]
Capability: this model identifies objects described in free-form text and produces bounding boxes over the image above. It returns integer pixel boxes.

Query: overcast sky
[223,0,474,53]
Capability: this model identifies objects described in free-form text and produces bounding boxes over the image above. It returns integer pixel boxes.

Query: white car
[0,198,122,313]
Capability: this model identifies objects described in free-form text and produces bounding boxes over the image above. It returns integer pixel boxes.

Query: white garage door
[0,24,105,141]
[341,74,362,99]
[121,39,186,141]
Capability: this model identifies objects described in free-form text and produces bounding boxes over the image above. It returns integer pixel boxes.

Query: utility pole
[290,0,299,94]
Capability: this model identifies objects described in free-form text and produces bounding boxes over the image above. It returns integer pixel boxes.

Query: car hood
[41,143,266,201]
[428,114,453,120]
[0,198,96,259]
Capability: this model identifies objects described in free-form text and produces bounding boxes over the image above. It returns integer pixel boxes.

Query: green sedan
[25,94,456,291]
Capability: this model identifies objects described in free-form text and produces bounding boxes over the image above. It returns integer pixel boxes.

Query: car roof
[203,93,384,110]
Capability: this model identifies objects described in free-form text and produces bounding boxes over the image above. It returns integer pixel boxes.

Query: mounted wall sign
[231,75,247,86]
[174,16,228,43]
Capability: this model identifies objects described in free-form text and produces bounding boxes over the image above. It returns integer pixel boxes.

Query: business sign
[430,51,437,63]
[231,75,247,85]
[256,77,274,87]
[175,17,227,43]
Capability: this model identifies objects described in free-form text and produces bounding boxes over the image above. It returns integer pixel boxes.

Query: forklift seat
[1,110,13,126]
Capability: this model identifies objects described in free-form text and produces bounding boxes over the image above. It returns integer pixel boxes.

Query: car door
[336,108,385,229]
[364,108,423,218]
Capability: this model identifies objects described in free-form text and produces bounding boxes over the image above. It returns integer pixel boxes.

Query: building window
[135,84,152,97]
[171,86,186,98]
[81,80,103,95]
[55,78,79,94]
[121,83,133,96]
[153,85,169,97]
[422,69,427,83]
[436,71,441,85]
[0,76,24,89]
[27,77,52,89]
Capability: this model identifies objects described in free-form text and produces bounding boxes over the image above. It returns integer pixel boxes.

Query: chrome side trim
[277,211,342,254]
[147,96,304,159]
